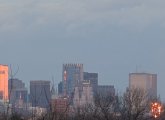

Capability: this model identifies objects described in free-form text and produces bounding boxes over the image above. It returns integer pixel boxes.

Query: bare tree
[94,92,115,120]
[118,88,151,120]
[73,104,100,120]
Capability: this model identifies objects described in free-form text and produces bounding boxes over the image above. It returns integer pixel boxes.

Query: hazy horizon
[0,0,165,100]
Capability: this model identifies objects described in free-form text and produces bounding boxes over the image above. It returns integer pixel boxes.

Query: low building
[97,85,115,97]
[51,97,69,114]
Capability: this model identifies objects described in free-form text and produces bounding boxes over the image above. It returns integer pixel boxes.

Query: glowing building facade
[0,65,8,102]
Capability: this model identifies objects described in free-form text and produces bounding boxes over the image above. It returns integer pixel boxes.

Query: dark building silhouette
[97,85,115,97]
[30,80,51,108]
[83,72,98,93]
[58,81,63,96]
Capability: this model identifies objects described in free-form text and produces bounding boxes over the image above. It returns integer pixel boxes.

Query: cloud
[0,0,164,33]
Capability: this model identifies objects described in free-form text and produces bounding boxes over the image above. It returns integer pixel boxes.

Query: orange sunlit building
[0,64,8,102]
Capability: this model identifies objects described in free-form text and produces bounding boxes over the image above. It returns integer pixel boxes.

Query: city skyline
[0,65,161,120]
[0,63,158,97]
[0,0,165,100]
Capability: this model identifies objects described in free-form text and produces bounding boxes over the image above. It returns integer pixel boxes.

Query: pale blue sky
[0,0,165,100]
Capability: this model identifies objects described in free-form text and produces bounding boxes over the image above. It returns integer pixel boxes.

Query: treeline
[0,89,165,120]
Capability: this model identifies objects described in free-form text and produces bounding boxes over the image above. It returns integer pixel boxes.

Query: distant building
[83,72,98,93]
[51,97,69,114]
[8,78,28,106]
[129,73,157,99]
[30,80,51,108]
[9,78,25,90]
[97,85,115,97]
[73,81,93,108]
[0,64,8,102]
[58,81,63,96]
[62,64,83,97]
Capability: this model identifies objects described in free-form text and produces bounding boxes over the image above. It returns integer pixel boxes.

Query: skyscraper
[8,78,28,106]
[129,73,157,99]
[30,80,51,108]
[73,80,93,108]
[83,72,98,93]
[62,64,83,97]
[0,64,8,102]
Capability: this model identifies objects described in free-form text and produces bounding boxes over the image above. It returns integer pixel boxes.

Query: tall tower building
[63,64,83,97]
[129,73,157,99]
[30,80,51,108]
[0,64,8,102]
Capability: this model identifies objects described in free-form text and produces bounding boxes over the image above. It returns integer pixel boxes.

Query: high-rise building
[30,80,51,108]
[62,64,83,97]
[73,80,93,108]
[0,64,8,102]
[8,78,28,106]
[83,72,98,93]
[129,73,157,98]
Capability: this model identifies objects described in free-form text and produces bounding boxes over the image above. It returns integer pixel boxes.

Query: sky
[0,0,165,100]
